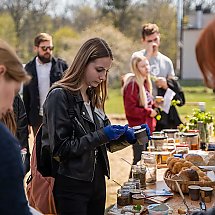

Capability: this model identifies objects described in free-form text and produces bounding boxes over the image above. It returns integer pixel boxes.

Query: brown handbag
[26,128,57,215]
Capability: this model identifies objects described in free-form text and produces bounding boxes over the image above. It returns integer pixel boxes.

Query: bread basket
[164,169,215,194]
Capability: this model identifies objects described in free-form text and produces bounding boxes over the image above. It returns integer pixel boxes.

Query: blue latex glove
[124,126,137,144]
[103,125,127,141]
[140,124,151,140]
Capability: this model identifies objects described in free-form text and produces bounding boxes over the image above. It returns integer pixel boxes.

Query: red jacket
[123,81,156,133]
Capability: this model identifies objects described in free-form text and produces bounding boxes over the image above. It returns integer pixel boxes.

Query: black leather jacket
[13,94,30,174]
[41,88,129,181]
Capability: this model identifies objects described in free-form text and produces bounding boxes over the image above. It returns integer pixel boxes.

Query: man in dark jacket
[23,33,68,136]
[155,77,185,131]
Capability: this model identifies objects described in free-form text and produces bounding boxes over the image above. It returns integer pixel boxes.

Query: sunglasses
[146,37,158,43]
[39,46,54,51]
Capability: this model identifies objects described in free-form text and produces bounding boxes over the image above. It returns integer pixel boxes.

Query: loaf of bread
[178,169,199,181]
[185,154,206,166]
[172,162,183,174]
[208,152,215,166]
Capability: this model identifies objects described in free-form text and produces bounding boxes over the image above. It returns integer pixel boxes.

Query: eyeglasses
[146,37,158,43]
[39,46,54,51]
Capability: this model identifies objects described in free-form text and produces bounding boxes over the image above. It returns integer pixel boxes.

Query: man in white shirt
[23,33,68,136]
[132,23,175,78]
[132,23,175,96]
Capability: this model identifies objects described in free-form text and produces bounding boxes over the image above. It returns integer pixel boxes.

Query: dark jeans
[53,161,106,215]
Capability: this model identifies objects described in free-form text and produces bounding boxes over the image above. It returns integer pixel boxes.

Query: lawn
[105,86,215,124]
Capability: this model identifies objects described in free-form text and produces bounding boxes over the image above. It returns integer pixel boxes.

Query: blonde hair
[196,18,215,89]
[52,37,113,110]
[124,56,152,107]
[0,39,30,83]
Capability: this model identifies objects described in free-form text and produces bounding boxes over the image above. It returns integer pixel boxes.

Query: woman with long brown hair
[41,37,141,215]
[0,39,31,214]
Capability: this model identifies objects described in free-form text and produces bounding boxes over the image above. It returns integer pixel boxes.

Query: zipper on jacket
[74,117,87,134]
[74,116,97,181]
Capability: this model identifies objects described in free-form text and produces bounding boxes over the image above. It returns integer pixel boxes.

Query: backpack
[26,89,74,215]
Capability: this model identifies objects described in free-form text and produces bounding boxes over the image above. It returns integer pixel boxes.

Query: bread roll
[185,154,206,166]
[166,157,174,166]
[168,158,179,170]
[182,161,193,168]
[208,154,215,166]
[178,169,199,181]
[190,166,200,172]
[172,162,183,174]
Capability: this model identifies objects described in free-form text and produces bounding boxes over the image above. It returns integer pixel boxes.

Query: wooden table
[146,168,215,214]
[107,168,215,215]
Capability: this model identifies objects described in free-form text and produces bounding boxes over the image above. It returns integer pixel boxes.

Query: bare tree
[1,0,55,51]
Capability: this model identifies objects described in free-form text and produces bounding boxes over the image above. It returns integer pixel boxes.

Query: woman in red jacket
[123,55,157,165]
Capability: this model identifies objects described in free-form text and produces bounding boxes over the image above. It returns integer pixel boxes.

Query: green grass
[105,86,215,123]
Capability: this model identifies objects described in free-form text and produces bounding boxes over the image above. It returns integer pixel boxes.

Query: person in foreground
[0,39,32,214]
[122,56,157,165]
[193,18,215,215]
[196,18,215,89]
[41,37,149,215]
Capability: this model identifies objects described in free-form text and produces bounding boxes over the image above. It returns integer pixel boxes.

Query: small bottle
[141,152,157,184]
[197,121,207,150]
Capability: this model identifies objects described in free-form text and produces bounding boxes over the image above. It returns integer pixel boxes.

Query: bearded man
[23,33,68,136]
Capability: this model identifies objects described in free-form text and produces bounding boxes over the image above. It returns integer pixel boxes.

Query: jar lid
[132,194,144,199]
[130,189,141,194]
[150,135,167,140]
[176,144,189,147]
[162,129,179,133]
[182,132,198,137]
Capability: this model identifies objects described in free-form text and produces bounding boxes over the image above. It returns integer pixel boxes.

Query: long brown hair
[52,37,113,110]
[196,18,215,89]
[1,112,17,136]
[0,39,31,84]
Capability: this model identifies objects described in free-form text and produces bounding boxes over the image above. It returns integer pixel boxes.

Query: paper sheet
[161,88,176,114]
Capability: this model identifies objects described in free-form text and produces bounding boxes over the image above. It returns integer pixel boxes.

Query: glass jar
[131,165,146,189]
[117,187,130,207]
[141,152,157,184]
[181,133,200,150]
[152,131,165,136]
[128,178,141,189]
[150,136,167,151]
[162,129,179,139]
[176,144,189,155]
[132,194,144,205]
[197,121,207,150]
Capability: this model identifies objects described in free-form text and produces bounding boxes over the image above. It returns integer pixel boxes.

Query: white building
[182,9,214,80]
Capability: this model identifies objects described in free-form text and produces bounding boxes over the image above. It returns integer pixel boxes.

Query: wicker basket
[164,169,215,194]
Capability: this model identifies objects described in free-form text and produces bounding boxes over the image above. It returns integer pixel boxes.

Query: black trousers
[53,161,106,215]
